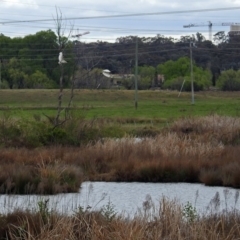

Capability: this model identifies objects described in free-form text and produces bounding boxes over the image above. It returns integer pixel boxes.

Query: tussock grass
[0,148,83,194]
[171,114,240,144]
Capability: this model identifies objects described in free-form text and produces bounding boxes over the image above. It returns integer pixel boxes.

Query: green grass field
[0,89,240,121]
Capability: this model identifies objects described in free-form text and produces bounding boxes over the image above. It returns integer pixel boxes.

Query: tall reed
[1,197,240,239]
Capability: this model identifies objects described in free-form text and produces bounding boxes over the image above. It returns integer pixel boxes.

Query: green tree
[217,69,240,91]
[0,34,12,57]
[213,31,229,45]
[195,32,206,43]
[157,57,211,91]
[22,30,59,82]
[121,76,134,90]
[8,68,28,89]
[7,58,28,88]
[26,70,56,89]
[0,34,14,83]
[157,57,191,81]
[2,30,62,88]
[138,65,155,89]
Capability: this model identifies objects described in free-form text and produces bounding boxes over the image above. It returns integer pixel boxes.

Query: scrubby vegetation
[216,69,240,91]
[0,114,240,194]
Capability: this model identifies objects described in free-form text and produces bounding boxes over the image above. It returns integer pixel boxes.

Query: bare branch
[53,7,75,127]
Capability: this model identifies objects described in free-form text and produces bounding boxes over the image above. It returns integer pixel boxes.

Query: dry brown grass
[1,198,240,239]
[0,114,240,193]
[0,148,84,194]
[170,114,240,144]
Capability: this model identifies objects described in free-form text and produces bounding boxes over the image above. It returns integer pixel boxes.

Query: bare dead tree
[53,8,74,127]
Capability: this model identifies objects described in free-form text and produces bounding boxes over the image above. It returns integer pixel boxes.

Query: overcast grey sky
[0,0,240,42]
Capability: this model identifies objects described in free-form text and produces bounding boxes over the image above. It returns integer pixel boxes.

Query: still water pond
[0,182,239,216]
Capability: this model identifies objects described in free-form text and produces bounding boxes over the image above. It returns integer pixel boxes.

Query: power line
[0,0,125,14]
[1,36,240,51]
[0,48,187,63]
[1,46,240,62]
[0,19,203,33]
[0,44,187,57]
[1,7,240,24]
[1,24,199,35]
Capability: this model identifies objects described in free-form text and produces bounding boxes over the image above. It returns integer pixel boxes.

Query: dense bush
[0,116,127,148]
[159,57,212,91]
[217,69,240,91]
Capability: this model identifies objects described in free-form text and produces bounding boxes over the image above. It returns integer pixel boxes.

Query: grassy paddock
[1,89,240,121]
[1,197,240,239]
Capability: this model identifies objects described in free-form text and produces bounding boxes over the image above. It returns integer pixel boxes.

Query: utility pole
[134,36,138,109]
[0,35,1,88]
[208,21,213,42]
[190,42,195,105]
[71,31,90,60]
[0,59,1,88]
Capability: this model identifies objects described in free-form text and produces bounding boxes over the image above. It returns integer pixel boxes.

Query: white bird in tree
[58,52,67,64]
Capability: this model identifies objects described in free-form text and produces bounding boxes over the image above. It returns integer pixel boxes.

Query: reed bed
[170,114,240,144]
[1,197,240,239]
[0,114,240,193]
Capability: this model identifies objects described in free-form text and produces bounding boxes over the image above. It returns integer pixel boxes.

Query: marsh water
[0,182,239,216]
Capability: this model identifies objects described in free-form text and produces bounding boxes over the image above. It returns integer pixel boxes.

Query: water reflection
[0,182,239,216]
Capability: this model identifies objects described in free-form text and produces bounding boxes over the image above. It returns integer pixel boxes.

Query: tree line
[0,30,240,90]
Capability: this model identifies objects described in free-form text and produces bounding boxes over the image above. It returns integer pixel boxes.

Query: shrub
[0,118,22,147]
[130,126,161,137]
[182,201,198,223]
[217,69,240,91]
[100,201,117,222]
[100,126,125,138]
[42,127,66,144]
[163,78,205,91]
